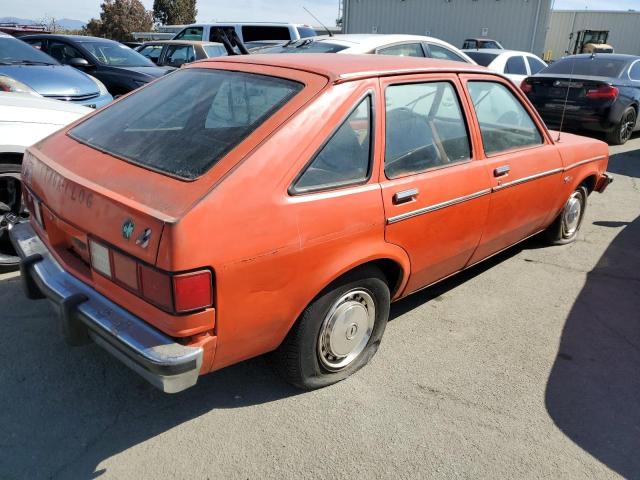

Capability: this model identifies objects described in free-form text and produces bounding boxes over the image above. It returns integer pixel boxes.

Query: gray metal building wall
[343,0,553,55]
[544,10,640,59]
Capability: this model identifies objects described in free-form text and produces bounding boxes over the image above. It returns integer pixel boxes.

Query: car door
[459,74,564,264]
[379,74,492,294]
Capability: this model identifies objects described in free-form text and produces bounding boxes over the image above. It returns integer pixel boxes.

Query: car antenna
[303,6,333,37]
[556,55,577,142]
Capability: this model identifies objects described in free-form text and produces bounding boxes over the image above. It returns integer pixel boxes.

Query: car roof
[565,53,639,61]
[306,34,456,48]
[463,48,536,56]
[465,38,500,42]
[179,22,308,28]
[200,53,488,83]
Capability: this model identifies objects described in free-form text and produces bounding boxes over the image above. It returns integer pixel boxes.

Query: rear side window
[467,81,542,155]
[203,45,227,57]
[377,43,425,57]
[385,82,471,178]
[175,27,203,41]
[69,69,303,180]
[527,56,546,74]
[505,56,527,75]
[293,97,372,193]
[428,44,467,63]
[629,61,640,81]
[242,26,291,42]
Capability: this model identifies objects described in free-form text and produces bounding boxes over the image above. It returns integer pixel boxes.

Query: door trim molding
[387,188,491,224]
[492,167,563,192]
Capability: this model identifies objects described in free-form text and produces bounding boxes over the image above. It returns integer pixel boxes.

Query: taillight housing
[88,238,213,314]
[586,84,619,100]
[520,80,533,94]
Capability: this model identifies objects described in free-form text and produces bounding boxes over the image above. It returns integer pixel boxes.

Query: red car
[10,54,611,393]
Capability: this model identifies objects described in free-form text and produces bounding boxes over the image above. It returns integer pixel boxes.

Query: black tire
[543,185,588,245]
[605,107,636,145]
[0,163,26,272]
[273,266,390,390]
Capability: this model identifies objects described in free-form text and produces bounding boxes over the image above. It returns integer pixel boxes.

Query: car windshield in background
[0,37,58,65]
[542,56,628,78]
[266,40,349,54]
[464,52,499,67]
[69,69,303,179]
[80,41,154,67]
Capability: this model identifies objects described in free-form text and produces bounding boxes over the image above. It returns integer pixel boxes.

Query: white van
[173,23,317,45]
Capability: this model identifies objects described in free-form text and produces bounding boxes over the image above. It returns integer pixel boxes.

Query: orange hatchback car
[11,54,612,393]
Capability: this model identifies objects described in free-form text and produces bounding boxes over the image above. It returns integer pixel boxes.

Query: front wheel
[273,266,390,390]
[606,107,636,145]
[543,186,588,245]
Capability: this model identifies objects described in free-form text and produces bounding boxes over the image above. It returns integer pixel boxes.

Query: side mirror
[68,57,90,68]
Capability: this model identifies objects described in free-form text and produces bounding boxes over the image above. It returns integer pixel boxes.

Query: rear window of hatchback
[69,69,303,180]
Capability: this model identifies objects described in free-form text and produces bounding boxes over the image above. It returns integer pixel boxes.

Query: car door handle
[494,165,511,177]
[393,188,419,205]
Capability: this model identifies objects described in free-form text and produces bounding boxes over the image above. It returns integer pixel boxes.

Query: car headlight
[89,75,110,96]
[0,75,41,96]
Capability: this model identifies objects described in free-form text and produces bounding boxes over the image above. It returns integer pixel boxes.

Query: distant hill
[0,16,86,30]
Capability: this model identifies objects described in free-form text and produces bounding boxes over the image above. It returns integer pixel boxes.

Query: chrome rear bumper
[9,222,203,393]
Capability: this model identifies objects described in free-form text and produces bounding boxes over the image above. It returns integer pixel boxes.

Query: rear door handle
[393,188,419,205]
[494,165,511,177]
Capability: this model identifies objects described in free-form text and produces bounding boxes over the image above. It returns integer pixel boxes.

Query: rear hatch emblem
[122,219,135,240]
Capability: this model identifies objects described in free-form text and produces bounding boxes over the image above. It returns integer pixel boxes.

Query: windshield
[80,41,154,67]
[464,52,499,66]
[0,37,58,65]
[69,69,303,180]
[263,39,348,54]
[542,56,628,78]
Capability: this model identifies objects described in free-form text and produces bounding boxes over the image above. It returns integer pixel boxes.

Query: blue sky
[1,0,639,24]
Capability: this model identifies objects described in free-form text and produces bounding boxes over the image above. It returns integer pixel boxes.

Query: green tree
[153,0,197,25]
[83,0,153,41]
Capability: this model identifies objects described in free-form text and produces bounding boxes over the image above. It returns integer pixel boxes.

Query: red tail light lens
[88,238,213,314]
[520,80,533,94]
[586,84,619,100]
[173,271,213,313]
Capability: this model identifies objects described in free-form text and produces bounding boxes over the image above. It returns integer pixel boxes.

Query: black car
[522,54,640,145]
[20,34,173,96]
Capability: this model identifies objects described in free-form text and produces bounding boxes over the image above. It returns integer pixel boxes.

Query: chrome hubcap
[318,289,376,371]
[562,191,583,237]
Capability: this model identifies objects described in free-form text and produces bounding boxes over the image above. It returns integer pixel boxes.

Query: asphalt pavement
[1,134,639,479]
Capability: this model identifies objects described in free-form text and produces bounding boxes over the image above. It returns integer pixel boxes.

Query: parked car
[463,49,547,85]
[521,53,640,145]
[20,34,173,96]
[137,40,227,67]
[11,54,611,393]
[261,34,476,63]
[172,22,316,44]
[0,92,90,268]
[0,33,112,108]
[462,38,504,50]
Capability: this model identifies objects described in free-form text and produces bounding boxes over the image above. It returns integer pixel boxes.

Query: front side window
[428,44,467,63]
[1,37,58,65]
[293,97,372,193]
[69,69,303,180]
[385,82,471,179]
[377,43,425,57]
[47,41,85,64]
[175,27,204,41]
[164,45,195,67]
[505,56,527,75]
[467,81,542,155]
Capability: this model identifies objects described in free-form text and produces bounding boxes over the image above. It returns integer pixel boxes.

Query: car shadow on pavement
[0,274,301,478]
[607,146,640,179]
[545,211,640,478]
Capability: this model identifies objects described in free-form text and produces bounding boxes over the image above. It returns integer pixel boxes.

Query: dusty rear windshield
[69,68,303,180]
[542,56,628,78]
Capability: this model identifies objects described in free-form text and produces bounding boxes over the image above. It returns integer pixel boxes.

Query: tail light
[88,238,213,314]
[520,80,533,94]
[586,84,619,100]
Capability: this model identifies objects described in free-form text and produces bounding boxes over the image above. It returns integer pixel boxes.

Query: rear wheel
[543,185,588,245]
[606,107,636,145]
[273,266,390,390]
[0,164,28,271]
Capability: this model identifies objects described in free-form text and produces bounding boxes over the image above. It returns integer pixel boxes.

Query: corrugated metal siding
[544,10,640,59]
[344,0,552,54]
